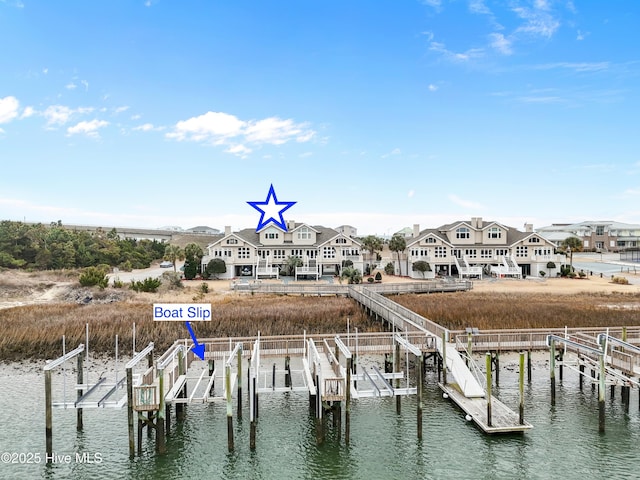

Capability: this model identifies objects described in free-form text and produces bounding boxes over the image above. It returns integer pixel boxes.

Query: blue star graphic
[247,185,297,232]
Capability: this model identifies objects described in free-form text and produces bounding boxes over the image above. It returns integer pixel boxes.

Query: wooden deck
[439,383,532,434]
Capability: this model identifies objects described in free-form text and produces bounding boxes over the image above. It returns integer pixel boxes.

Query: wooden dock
[439,383,532,433]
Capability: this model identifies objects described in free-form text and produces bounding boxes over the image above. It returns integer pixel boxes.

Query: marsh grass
[393,291,640,331]
[0,295,377,361]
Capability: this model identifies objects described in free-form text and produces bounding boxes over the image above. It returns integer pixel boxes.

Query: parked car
[160,260,173,268]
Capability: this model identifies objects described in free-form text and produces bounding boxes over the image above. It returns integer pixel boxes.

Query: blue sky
[1,0,639,236]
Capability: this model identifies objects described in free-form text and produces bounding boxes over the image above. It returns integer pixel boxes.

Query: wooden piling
[486,352,492,427]
[126,368,134,457]
[527,350,532,383]
[45,369,53,460]
[157,368,166,454]
[558,350,563,383]
[250,376,257,450]
[519,352,525,425]
[494,351,500,386]
[237,346,243,417]
[315,374,324,445]
[442,332,447,386]
[226,364,234,451]
[77,353,83,431]
[176,349,185,421]
[345,357,351,445]
[284,355,291,388]
[417,353,423,440]
[550,339,556,406]
[579,356,584,391]
[598,354,605,433]
[395,342,401,414]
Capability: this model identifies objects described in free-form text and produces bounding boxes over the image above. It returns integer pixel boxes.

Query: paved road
[107,263,185,284]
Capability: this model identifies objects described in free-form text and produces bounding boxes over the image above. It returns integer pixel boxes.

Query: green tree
[361,235,383,274]
[560,237,582,273]
[285,255,303,276]
[388,234,406,276]
[412,260,431,278]
[205,258,227,279]
[340,266,362,284]
[163,244,185,272]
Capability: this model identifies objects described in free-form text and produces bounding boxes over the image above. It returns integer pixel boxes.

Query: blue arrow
[185,321,205,360]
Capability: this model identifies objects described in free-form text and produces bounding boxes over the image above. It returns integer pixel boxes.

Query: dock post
[493,351,500,387]
[598,354,605,433]
[442,332,447,386]
[237,346,243,418]
[176,349,185,422]
[417,353,423,440]
[315,374,324,445]
[519,352,525,425]
[250,374,256,450]
[157,368,166,454]
[226,364,234,451]
[486,353,492,427]
[126,367,134,457]
[591,369,596,391]
[550,339,556,406]
[345,357,351,445]
[527,351,532,383]
[284,355,291,388]
[395,342,401,414]
[272,363,276,391]
[579,354,584,391]
[466,333,472,367]
[558,350,563,383]
[45,369,53,460]
[77,353,83,431]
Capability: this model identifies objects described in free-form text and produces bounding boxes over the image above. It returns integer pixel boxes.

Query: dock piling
[485,352,492,427]
[519,352,524,425]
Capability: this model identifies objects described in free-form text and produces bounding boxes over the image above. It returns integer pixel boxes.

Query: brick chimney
[413,224,420,238]
[224,226,231,236]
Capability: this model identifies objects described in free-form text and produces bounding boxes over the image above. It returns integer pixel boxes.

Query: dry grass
[0,294,377,361]
[393,291,640,331]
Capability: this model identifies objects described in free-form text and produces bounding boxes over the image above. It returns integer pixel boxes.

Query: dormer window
[264,228,279,240]
[488,227,501,239]
[227,238,238,245]
[456,227,470,239]
[297,227,311,240]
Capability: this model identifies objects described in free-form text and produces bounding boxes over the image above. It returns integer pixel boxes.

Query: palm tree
[388,234,406,276]
[164,244,185,273]
[560,236,582,273]
[361,235,383,274]
[285,255,303,276]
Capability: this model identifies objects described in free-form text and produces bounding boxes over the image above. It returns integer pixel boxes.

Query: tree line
[0,220,166,270]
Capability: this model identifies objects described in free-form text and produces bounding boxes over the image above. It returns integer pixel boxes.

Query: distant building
[186,226,220,235]
[537,221,640,252]
[335,225,357,237]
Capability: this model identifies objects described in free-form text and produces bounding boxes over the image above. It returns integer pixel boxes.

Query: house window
[488,227,501,239]
[292,249,303,257]
[265,232,279,239]
[452,249,462,258]
[227,238,238,245]
[425,237,436,244]
[273,249,285,259]
[496,249,508,256]
[456,227,470,239]
[238,247,250,259]
[465,249,477,258]
[434,246,447,258]
[480,249,493,258]
[528,237,541,243]
[335,238,347,244]
[306,249,316,258]
[515,246,528,257]
[297,227,311,240]
[323,247,335,259]
[596,225,605,236]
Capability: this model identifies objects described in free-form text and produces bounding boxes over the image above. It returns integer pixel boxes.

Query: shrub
[540,271,546,277]
[412,261,431,278]
[546,261,556,269]
[119,260,133,272]
[205,258,227,279]
[342,259,353,268]
[341,267,362,284]
[578,270,587,278]
[384,262,394,275]
[183,259,198,280]
[367,277,374,283]
[130,277,162,292]
[79,267,109,289]
[112,278,124,289]
[375,271,382,282]
[162,271,183,289]
[612,276,629,285]
[200,282,209,293]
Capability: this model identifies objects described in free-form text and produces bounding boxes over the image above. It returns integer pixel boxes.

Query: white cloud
[225,144,252,157]
[408,190,415,198]
[512,4,560,39]
[166,111,316,154]
[66,119,109,138]
[133,123,160,132]
[422,0,441,8]
[42,105,94,127]
[430,41,484,62]
[0,127,5,134]
[448,194,485,209]
[42,68,48,75]
[382,148,402,158]
[114,106,129,114]
[531,61,609,73]
[81,80,89,91]
[66,82,77,90]
[428,84,438,92]
[131,114,142,120]
[0,96,20,124]
[469,0,490,15]
[489,33,513,55]
[21,106,34,119]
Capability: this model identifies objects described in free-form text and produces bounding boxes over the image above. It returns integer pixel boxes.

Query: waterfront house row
[401,217,562,279]
[200,220,364,280]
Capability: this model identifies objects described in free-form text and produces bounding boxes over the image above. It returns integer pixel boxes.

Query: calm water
[2,354,639,480]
